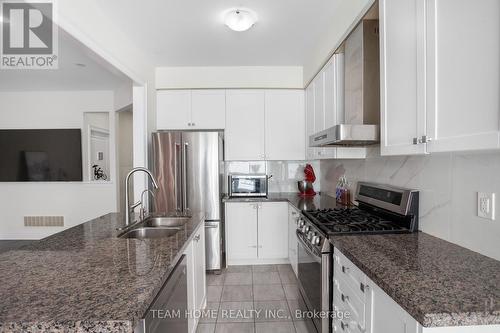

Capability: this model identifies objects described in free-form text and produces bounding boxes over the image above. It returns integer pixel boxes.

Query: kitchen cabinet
[380,0,500,156]
[225,90,266,161]
[225,201,288,264]
[305,54,366,160]
[156,90,225,130]
[288,205,299,276]
[185,221,207,333]
[264,90,305,160]
[305,82,317,160]
[157,90,192,130]
[372,282,418,333]
[258,202,289,259]
[226,90,306,161]
[190,90,226,129]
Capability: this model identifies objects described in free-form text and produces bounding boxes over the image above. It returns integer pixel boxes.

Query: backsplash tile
[320,147,500,261]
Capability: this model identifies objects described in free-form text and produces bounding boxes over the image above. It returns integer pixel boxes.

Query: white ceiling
[0,29,133,92]
[93,0,342,67]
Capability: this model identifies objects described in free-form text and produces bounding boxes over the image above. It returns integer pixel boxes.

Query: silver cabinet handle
[413,135,432,144]
[342,265,349,273]
[341,293,349,302]
[194,234,200,242]
[360,283,369,293]
[340,321,348,330]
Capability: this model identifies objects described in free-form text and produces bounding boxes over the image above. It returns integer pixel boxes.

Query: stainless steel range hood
[310,19,380,147]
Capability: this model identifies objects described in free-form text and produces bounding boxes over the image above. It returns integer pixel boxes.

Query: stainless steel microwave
[228,174,268,198]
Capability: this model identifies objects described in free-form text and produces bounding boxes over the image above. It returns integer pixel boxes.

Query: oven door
[296,230,331,333]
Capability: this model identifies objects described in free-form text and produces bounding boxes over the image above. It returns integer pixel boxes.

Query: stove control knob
[312,236,321,245]
[307,231,313,240]
[303,225,310,234]
[298,219,305,228]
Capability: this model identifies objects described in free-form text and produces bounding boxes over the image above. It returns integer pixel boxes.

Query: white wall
[320,148,500,261]
[156,66,304,89]
[303,0,375,85]
[0,90,117,239]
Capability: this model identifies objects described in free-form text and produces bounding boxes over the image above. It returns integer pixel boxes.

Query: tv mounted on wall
[0,129,83,181]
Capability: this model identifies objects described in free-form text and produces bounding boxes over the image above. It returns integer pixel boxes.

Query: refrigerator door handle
[182,142,189,213]
[175,142,182,212]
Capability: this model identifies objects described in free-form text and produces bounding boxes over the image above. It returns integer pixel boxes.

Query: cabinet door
[257,202,288,259]
[265,90,305,160]
[425,0,500,153]
[184,241,196,333]
[191,90,226,130]
[372,282,418,333]
[225,203,258,262]
[157,90,192,130]
[313,72,325,134]
[225,90,266,161]
[324,55,344,129]
[379,0,427,155]
[305,83,317,160]
[288,205,299,276]
[193,225,206,311]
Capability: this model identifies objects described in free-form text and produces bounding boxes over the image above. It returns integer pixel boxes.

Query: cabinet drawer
[334,249,368,301]
[333,277,368,332]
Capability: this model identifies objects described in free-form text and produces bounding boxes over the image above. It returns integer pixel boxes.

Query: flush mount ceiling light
[224,9,257,32]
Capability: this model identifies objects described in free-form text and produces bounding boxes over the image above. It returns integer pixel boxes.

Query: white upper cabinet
[225,90,266,161]
[305,82,317,160]
[425,0,500,153]
[157,90,192,130]
[313,72,325,134]
[380,0,500,155]
[225,89,305,161]
[157,89,225,130]
[190,90,226,130]
[265,90,305,161]
[380,0,427,156]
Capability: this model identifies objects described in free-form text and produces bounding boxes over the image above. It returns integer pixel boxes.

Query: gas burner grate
[303,208,410,235]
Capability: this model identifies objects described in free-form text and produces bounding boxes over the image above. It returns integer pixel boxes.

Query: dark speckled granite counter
[225,192,500,328]
[0,212,204,333]
[331,232,500,327]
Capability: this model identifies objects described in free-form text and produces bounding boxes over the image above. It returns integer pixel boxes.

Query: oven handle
[296,230,322,263]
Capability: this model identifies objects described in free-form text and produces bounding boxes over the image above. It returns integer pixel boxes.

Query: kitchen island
[0,212,204,333]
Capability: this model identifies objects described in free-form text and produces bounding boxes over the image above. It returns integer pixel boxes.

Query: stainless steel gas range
[296,182,419,333]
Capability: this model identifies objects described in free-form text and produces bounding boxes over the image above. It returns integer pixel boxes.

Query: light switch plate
[477,192,495,220]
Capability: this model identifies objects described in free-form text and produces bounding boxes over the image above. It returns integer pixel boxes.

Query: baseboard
[227,258,290,266]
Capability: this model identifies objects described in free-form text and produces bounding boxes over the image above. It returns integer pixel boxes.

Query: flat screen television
[0,129,83,181]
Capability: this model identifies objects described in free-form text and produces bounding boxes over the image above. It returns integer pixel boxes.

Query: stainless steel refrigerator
[152,131,224,271]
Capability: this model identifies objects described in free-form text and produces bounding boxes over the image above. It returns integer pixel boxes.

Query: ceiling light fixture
[224,9,257,32]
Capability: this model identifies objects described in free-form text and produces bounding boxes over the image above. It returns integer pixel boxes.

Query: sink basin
[120,227,180,239]
[142,216,190,228]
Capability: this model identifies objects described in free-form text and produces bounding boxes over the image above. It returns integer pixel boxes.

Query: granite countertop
[226,193,500,327]
[330,232,500,327]
[223,192,339,211]
[0,212,204,333]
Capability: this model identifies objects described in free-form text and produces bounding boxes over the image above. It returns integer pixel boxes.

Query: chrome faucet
[139,189,156,221]
[124,167,159,227]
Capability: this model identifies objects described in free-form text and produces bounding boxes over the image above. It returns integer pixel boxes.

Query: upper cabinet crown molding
[380,0,500,156]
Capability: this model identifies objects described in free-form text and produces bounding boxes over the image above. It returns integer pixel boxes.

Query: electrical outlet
[477,192,495,220]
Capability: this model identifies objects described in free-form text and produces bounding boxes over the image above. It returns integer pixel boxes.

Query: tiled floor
[197,264,317,333]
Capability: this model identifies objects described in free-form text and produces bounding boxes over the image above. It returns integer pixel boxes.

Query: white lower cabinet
[184,221,206,333]
[225,201,288,265]
[288,205,299,276]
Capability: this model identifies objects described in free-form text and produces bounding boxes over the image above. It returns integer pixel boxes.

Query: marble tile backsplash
[224,160,321,193]
[320,147,500,261]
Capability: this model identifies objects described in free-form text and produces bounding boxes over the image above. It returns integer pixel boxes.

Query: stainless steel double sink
[119,216,190,240]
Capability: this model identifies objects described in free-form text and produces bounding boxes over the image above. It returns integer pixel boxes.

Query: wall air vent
[24,216,64,227]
